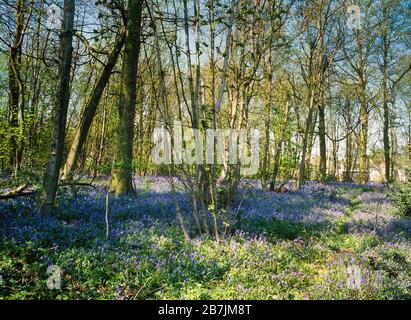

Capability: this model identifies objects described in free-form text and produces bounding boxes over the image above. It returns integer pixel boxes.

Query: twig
[59,182,97,190]
[235,189,247,223]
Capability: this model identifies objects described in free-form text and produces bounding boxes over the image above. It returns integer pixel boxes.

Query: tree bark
[8,0,26,173]
[270,100,290,191]
[382,29,391,182]
[111,0,143,195]
[318,89,327,181]
[38,0,75,214]
[297,88,315,189]
[344,101,353,182]
[357,31,369,184]
[390,100,399,181]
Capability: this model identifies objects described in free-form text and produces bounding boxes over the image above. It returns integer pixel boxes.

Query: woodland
[0,0,410,300]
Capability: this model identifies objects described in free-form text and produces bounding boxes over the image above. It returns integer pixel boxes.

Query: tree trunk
[8,0,26,174]
[62,33,125,180]
[306,108,318,180]
[317,14,327,182]
[330,118,338,179]
[111,0,143,195]
[297,88,315,189]
[38,0,75,214]
[344,101,353,182]
[358,88,369,184]
[318,90,327,181]
[357,30,369,185]
[382,31,391,182]
[270,100,290,191]
[261,49,272,191]
[390,100,399,181]
[93,96,108,178]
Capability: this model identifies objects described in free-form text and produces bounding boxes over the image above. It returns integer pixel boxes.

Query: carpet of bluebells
[0,177,410,300]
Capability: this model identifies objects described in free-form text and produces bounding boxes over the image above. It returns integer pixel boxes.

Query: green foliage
[242,217,311,241]
[389,173,411,217]
[133,160,156,174]
[1,212,410,300]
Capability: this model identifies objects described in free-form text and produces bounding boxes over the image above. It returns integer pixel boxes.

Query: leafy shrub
[241,217,310,240]
[389,172,411,217]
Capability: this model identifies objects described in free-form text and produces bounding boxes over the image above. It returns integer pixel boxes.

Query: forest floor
[0,177,410,300]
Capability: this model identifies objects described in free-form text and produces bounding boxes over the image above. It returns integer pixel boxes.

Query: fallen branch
[0,180,98,201]
[0,191,37,200]
[7,183,28,195]
[0,183,36,200]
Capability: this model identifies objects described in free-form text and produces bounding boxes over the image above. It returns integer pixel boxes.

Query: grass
[0,179,410,300]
